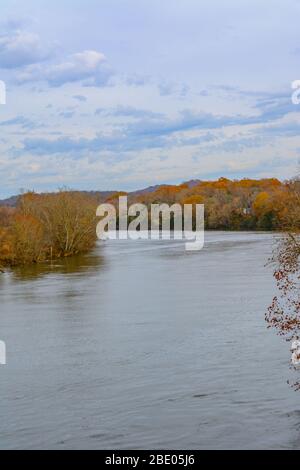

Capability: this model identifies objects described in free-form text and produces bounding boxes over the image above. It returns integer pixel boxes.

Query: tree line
[110,177,298,231]
[0,177,299,268]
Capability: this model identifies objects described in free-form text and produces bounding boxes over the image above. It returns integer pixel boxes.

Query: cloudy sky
[0,0,300,198]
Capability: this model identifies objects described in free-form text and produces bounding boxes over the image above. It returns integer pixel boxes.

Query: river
[0,231,300,450]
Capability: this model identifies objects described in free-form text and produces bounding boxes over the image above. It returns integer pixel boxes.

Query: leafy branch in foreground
[266,234,300,340]
[265,178,300,389]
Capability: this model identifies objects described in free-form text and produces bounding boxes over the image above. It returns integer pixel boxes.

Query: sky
[0,0,300,198]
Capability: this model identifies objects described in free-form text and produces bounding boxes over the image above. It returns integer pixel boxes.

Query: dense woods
[0,177,299,268]
[127,177,293,231]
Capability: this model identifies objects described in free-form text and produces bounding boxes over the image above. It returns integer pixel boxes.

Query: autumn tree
[19,190,98,258]
[265,178,300,388]
[0,190,98,267]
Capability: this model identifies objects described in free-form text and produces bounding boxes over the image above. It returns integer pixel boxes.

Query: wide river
[0,231,300,450]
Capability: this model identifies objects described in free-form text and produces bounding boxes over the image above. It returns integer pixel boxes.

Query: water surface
[0,232,299,450]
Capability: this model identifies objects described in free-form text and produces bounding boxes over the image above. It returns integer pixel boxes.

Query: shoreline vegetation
[0,177,299,269]
[0,191,98,270]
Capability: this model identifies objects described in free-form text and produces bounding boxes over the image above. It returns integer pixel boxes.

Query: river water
[0,231,300,450]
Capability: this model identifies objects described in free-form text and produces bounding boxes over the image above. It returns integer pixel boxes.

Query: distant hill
[183,179,202,187]
[0,195,20,207]
[0,180,203,207]
[0,191,116,207]
[130,184,166,196]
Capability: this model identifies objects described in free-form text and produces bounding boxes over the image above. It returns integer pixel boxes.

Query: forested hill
[0,180,202,207]
[1,177,298,231]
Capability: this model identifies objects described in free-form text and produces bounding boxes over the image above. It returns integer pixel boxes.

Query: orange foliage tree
[0,190,98,267]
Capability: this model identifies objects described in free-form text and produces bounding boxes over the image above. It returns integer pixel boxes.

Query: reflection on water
[1,232,300,450]
[10,250,106,281]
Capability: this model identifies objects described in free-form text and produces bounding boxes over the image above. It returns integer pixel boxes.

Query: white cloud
[0,30,53,68]
[17,50,113,87]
